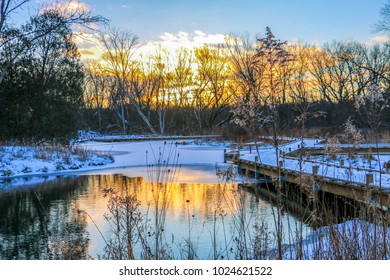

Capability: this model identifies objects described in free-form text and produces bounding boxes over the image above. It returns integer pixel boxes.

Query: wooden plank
[235,158,390,208]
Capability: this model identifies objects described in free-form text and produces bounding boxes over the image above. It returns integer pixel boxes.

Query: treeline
[82,28,390,138]
[1,2,390,141]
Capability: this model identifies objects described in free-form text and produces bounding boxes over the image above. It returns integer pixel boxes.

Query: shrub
[21,166,32,173]
[1,169,13,176]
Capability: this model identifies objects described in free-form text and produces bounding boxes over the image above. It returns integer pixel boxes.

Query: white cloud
[76,30,228,64]
[67,0,90,12]
[369,35,389,44]
[159,32,180,43]
[40,0,91,13]
[155,30,226,52]
[193,30,226,46]
[307,39,326,47]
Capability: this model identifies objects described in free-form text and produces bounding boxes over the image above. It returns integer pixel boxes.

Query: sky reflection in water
[0,165,310,260]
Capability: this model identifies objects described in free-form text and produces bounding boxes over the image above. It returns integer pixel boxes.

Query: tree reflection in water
[0,177,90,260]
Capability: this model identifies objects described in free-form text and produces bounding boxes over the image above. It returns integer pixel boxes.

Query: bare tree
[225,33,262,105]
[100,29,137,133]
[169,47,193,108]
[128,56,162,133]
[0,1,107,83]
[101,28,157,134]
[84,61,111,131]
[193,44,231,131]
[375,0,390,34]
[151,47,170,135]
[0,0,29,33]
[308,41,360,127]
[287,44,323,130]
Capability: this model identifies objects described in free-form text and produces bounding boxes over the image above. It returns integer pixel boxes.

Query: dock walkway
[225,138,390,207]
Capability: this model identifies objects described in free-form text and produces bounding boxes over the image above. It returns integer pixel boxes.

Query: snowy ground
[76,130,221,142]
[0,145,113,177]
[303,153,390,172]
[283,218,390,260]
[0,137,231,187]
[81,139,228,167]
[2,135,390,188]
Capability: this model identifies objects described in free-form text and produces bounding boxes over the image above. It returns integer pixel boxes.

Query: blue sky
[11,0,388,47]
[78,0,388,44]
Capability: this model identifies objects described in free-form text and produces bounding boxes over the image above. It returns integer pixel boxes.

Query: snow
[284,219,390,259]
[0,138,231,187]
[0,145,113,185]
[238,138,390,188]
[2,135,390,189]
[76,130,221,142]
[81,139,228,167]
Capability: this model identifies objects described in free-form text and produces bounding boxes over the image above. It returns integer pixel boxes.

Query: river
[0,141,312,260]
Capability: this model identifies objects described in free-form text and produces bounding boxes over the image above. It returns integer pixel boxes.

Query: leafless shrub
[324,135,340,160]
[102,188,143,260]
[72,146,90,162]
[35,149,49,160]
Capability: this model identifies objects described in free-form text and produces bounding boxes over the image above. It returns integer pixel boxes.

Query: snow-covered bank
[0,145,114,179]
[283,219,390,260]
[4,134,390,189]
[0,138,231,187]
[76,130,221,142]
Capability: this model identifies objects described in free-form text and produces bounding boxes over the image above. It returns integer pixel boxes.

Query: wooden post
[366,173,373,187]
[254,160,258,179]
[255,155,260,178]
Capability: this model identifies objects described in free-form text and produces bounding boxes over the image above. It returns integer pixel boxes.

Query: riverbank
[0,136,231,187]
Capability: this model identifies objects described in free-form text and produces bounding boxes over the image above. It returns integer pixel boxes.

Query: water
[0,165,312,260]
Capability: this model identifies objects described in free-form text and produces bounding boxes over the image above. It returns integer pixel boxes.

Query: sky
[78,0,388,43]
[12,0,390,59]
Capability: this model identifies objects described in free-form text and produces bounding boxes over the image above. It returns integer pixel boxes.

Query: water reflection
[0,177,89,259]
[0,170,311,260]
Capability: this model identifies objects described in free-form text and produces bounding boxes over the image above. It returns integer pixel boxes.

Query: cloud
[156,30,226,51]
[307,39,326,47]
[193,30,226,45]
[369,35,389,44]
[76,30,228,64]
[40,0,91,13]
[74,31,105,61]
[66,0,90,12]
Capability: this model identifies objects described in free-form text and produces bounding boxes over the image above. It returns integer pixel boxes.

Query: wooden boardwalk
[224,140,390,209]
